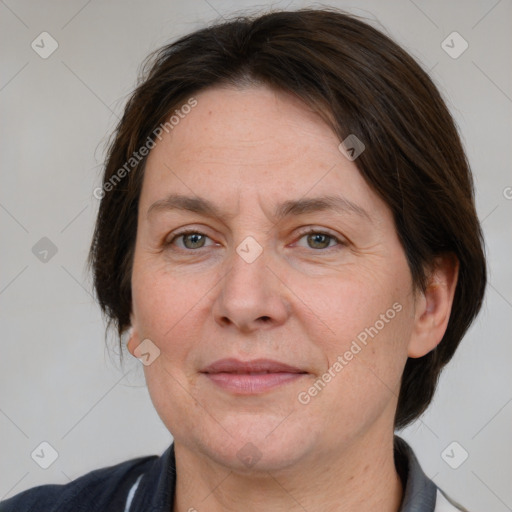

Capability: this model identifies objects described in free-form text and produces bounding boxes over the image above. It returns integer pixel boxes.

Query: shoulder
[0,454,158,512]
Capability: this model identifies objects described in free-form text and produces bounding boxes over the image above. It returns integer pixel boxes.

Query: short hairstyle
[88,7,486,429]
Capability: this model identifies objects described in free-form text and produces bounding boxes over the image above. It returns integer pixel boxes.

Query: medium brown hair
[88,7,486,429]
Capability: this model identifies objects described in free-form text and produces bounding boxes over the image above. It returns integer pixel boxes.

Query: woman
[1,7,486,512]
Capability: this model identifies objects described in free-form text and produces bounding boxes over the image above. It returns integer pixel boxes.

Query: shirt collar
[394,435,438,511]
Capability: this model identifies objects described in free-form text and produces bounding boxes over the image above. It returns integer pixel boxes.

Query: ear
[407,253,459,358]
[126,318,140,357]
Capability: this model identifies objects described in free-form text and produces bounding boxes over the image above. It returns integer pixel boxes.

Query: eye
[167,230,215,250]
[294,228,345,250]
[166,228,345,252]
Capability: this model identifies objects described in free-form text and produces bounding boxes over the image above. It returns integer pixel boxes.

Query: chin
[193,415,317,474]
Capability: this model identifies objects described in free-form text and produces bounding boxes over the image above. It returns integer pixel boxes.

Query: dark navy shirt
[0,436,469,511]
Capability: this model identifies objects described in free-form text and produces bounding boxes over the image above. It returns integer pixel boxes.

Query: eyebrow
[147,193,371,222]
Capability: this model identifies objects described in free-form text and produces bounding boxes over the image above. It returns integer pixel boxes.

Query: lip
[201,358,305,374]
[201,358,308,394]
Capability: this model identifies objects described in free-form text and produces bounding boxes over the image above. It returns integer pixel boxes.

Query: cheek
[131,256,214,342]
[131,263,209,433]
[291,256,414,408]
[293,259,412,352]
[295,298,412,443]
[130,257,224,415]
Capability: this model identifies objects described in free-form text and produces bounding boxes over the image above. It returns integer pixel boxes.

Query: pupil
[186,233,203,248]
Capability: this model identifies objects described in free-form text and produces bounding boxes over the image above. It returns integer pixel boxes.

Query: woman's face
[129,85,420,471]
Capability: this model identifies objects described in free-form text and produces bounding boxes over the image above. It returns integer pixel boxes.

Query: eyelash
[166,227,346,252]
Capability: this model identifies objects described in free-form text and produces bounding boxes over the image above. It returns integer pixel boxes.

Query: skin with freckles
[127,85,458,512]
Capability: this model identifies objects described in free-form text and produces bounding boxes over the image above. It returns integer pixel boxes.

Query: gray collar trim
[395,435,437,511]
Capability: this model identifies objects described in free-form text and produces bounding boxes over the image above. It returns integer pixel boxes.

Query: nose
[212,241,290,333]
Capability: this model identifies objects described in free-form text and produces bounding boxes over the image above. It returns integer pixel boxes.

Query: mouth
[200,358,308,394]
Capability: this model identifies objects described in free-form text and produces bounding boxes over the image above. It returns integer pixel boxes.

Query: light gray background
[1,0,511,510]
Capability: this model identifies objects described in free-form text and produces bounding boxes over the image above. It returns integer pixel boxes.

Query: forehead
[158,85,338,167]
[140,85,387,221]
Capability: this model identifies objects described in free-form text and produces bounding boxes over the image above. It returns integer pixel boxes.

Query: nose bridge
[212,234,289,331]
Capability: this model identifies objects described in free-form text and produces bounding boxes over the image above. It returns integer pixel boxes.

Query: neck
[172,429,403,512]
